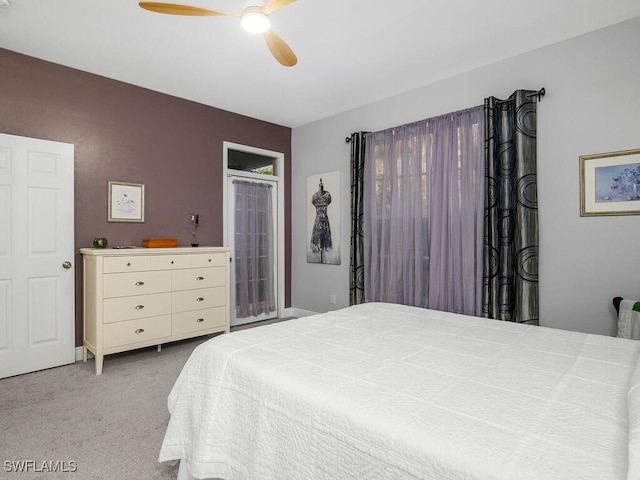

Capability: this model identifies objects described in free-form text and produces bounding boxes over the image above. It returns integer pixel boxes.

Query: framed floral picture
[580,148,640,216]
[108,181,145,222]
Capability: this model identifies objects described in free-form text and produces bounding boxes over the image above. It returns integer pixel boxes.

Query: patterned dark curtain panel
[349,132,367,305]
[483,90,539,324]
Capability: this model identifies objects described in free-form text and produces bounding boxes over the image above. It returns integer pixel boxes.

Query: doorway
[223,142,284,327]
[0,134,75,378]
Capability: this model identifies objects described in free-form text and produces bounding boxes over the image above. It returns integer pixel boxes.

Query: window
[228,149,277,176]
[363,106,485,315]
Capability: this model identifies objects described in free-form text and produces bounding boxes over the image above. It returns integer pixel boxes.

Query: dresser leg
[157,344,162,352]
[82,346,88,362]
[95,354,104,375]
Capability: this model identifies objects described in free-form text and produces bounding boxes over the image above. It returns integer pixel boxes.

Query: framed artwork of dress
[306,171,341,265]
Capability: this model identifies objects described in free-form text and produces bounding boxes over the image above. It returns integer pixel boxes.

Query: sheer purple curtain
[428,108,485,315]
[364,121,429,307]
[233,180,276,319]
[363,106,484,315]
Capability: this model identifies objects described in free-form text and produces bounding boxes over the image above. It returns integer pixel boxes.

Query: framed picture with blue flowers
[108,180,145,222]
[580,148,640,216]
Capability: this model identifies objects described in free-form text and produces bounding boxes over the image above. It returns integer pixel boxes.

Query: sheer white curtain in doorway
[233,180,276,318]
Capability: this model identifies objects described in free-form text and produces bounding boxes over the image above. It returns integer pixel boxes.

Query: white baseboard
[75,346,96,361]
[284,307,318,318]
[75,346,84,362]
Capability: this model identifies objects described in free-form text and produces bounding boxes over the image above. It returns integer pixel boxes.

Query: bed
[159,302,640,480]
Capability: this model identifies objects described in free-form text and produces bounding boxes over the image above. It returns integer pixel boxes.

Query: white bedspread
[159,303,640,480]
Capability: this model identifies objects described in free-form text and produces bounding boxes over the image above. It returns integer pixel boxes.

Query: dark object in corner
[613,296,623,314]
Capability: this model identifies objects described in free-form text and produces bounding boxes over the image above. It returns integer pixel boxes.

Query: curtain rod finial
[538,87,546,101]
[345,136,352,143]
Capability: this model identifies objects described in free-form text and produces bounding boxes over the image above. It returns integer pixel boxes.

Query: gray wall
[291,17,640,336]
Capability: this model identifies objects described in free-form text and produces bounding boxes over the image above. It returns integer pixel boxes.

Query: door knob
[62,261,72,269]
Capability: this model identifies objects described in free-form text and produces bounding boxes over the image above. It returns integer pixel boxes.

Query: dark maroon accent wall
[0,48,292,346]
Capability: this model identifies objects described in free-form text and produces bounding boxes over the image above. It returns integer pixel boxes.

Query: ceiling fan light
[241,12,270,34]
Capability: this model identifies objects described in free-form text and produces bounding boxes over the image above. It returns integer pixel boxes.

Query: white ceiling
[1,0,639,128]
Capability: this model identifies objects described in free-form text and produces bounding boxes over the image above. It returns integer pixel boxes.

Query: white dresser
[80,247,230,375]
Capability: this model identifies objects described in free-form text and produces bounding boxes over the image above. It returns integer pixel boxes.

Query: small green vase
[93,237,108,248]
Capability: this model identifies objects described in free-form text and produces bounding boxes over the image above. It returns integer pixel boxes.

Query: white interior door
[0,133,75,378]
[226,176,278,326]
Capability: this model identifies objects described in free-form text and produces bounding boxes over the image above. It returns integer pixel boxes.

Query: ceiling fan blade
[263,30,297,67]
[261,0,296,15]
[139,2,238,17]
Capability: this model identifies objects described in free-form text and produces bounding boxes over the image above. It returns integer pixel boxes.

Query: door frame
[222,141,285,323]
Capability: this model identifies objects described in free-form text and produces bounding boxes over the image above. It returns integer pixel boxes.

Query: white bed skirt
[178,460,221,480]
[177,460,190,480]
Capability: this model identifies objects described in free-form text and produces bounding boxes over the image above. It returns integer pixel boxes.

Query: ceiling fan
[138,0,298,67]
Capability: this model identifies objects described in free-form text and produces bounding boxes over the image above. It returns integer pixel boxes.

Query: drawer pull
[171,260,174,264]
[135,281,145,286]
[135,328,145,334]
[196,297,204,302]
[135,305,145,310]
[127,262,131,267]
[208,259,212,262]
[196,276,204,281]
[196,318,204,323]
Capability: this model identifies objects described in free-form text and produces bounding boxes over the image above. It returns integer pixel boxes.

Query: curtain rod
[526,87,546,100]
[496,87,546,104]
[345,132,367,143]
[345,87,545,142]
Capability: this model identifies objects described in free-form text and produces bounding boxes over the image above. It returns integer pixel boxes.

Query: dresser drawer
[172,267,225,291]
[149,254,191,270]
[104,271,171,298]
[103,315,171,348]
[172,306,227,335]
[104,255,151,273]
[104,293,172,323]
[172,287,226,313]
[191,253,227,268]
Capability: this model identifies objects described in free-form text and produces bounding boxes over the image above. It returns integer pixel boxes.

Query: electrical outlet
[331,294,336,304]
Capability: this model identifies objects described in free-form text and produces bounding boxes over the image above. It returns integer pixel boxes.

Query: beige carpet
[0,317,292,480]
